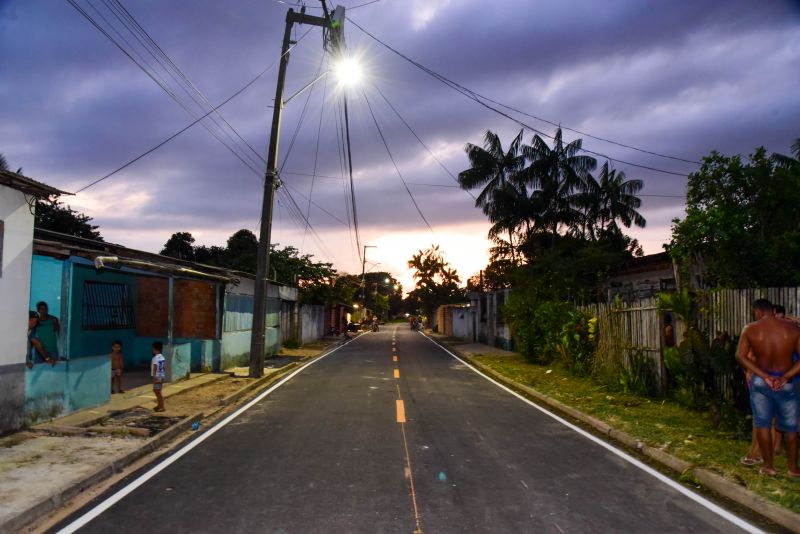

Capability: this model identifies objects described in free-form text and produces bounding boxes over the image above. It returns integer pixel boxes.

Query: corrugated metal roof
[0,169,71,197]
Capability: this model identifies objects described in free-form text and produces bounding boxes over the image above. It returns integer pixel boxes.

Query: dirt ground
[0,433,141,526]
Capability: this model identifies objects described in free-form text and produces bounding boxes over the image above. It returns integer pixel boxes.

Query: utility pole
[360,244,376,317]
[250,2,345,378]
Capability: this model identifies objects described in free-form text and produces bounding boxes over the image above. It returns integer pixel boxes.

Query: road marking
[421,334,762,534]
[394,369,400,379]
[56,336,362,534]
[393,355,398,362]
[396,399,406,423]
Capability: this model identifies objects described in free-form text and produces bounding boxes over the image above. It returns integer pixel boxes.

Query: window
[82,281,135,330]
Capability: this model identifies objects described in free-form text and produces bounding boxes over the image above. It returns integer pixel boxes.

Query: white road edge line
[57,336,362,534]
[421,333,764,534]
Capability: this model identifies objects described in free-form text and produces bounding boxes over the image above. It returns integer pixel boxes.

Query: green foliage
[667,143,800,288]
[159,229,344,303]
[408,245,464,319]
[503,290,596,375]
[161,231,195,260]
[35,199,103,241]
[282,338,300,349]
[618,350,659,397]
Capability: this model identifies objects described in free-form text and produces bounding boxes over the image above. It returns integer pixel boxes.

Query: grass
[473,353,800,514]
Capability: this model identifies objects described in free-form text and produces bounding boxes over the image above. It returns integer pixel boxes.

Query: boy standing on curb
[151,341,166,412]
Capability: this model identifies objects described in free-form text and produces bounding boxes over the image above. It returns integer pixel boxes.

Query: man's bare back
[739,317,800,376]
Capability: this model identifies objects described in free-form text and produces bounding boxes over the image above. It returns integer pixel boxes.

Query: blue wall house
[26,229,297,426]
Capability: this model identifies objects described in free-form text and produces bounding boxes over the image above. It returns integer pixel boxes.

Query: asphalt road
[56,327,760,534]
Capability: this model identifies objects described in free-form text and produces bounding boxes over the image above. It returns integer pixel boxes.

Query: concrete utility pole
[250,2,345,378]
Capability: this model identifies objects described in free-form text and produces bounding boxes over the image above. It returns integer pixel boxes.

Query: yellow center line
[396,399,406,423]
[393,355,398,362]
[394,368,400,379]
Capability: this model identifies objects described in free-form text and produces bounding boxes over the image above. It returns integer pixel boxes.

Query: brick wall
[174,280,217,339]
[137,276,168,337]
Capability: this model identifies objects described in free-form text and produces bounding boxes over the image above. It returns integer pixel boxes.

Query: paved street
[56,327,757,533]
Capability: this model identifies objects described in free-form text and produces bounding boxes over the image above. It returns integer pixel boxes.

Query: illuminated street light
[334,57,362,86]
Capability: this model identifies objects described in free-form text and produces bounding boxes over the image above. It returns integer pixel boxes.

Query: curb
[5,344,339,533]
[431,336,800,534]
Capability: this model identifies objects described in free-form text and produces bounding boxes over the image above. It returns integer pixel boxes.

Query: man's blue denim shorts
[750,375,799,432]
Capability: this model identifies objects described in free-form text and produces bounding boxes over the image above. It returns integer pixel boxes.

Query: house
[0,170,69,434]
[604,252,677,302]
[25,228,302,424]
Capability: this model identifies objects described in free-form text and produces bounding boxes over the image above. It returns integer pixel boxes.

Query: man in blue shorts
[737,299,800,477]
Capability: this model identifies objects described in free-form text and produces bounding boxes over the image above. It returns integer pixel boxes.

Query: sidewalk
[1,340,338,533]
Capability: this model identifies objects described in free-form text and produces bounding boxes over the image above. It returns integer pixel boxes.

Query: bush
[504,293,596,375]
[618,350,659,397]
[282,338,300,349]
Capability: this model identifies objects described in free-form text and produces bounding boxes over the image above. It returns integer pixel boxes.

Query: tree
[458,130,527,259]
[667,144,800,288]
[577,161,646,239]
[225,229,258,273]
[408,245,464,321]
[161,232,195,260]
[35,199,103,240]
[522,128,597,247]
[0,152,22,174]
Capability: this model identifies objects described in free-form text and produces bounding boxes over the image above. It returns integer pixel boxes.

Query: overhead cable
[349,19,694,177]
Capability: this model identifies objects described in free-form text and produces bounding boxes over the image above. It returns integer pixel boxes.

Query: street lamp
[334,57,362,86]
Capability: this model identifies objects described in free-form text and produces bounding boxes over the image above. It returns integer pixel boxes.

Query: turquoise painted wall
[169,342,191,382]
[24,356,111,424]
[29,255,63,312]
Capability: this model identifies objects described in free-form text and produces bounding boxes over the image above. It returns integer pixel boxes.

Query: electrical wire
[279,55,326,174]
[341,92,363,264]
[349,19,695,176]
[73,28,314,193]
[106,0,266,168]
[73,0,264,175]
[361,89,435,234]
[372,82,475,200]
[302,71,329,248]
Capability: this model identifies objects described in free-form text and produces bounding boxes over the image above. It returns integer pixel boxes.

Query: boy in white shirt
[151,341,166,412]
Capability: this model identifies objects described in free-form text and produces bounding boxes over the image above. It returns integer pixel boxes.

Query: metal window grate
[82,281,135,330]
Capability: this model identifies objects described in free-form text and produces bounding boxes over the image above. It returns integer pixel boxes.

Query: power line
[302,72,329,248]
[283,182,348,226]
[106,0,266,167]
[341,92,363,264]
[73,28,314,193]
[349,19,694,177]
[279,55,326,174]
[372,82,475,200]
[361,89,435,234]
[404,181,685,198]
[73,0,264,176]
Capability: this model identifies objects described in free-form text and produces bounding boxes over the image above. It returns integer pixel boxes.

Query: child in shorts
[151,341,166,412]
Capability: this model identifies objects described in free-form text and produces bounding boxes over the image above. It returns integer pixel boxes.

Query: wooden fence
[582,287,800,399]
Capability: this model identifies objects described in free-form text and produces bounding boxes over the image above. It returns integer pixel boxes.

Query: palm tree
[577,161,646,238]
[459,130,527,258]
[522,128,597,246]
[772,138,800,170]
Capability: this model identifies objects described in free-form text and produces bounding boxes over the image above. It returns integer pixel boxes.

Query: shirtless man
[736,299,800,476]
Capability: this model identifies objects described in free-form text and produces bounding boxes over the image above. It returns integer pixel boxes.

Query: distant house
[26,228,299,425]
[0,170,68,433]
[603,252,677,302]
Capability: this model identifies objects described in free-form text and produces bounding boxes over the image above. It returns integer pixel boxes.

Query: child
[110,340,125,394]
[151,341,166,412]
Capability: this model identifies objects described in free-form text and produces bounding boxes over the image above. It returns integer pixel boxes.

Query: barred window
[82,281,135,330]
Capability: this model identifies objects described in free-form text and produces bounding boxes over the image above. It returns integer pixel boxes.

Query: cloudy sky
[2,0,799,291]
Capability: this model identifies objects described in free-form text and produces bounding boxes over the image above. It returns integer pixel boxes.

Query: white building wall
[0,186,35,432]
